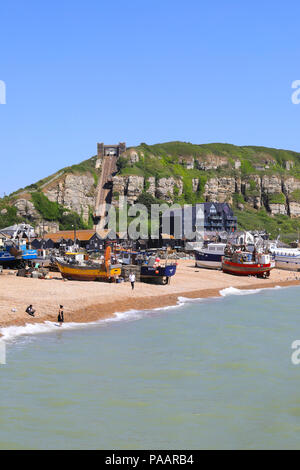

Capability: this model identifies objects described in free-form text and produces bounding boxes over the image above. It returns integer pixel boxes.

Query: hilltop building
[95,142,126,168]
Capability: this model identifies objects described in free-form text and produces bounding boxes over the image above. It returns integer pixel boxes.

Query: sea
[1,285,300,450]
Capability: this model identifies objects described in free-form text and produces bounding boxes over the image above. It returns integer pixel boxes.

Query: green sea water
[1,285,300,450]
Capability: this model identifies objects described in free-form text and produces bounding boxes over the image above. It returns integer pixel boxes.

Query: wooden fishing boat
[0,242,37,267]
[222,251,275,277]
[56,247,121,281]
[140,263,177,284]
[117,250,177,284]
[194,243,226,270]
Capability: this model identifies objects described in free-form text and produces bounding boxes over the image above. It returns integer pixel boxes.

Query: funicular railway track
[94,155,117,229]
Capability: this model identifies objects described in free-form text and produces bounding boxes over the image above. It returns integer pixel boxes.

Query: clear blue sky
[1,0,300,195]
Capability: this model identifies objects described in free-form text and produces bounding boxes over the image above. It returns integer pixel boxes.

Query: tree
[136,192,158,212]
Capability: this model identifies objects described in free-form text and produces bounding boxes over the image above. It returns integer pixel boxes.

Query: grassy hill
[120,141,300,179]
[2,141,300,241]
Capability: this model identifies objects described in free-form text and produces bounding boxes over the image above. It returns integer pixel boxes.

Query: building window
[210,204,217,214]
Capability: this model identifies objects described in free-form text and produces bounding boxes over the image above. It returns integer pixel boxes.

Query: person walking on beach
[129,272,136,290]
[57,305,64,324]
[25,305,35,317]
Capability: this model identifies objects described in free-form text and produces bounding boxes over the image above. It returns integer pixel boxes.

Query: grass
[31,191,88,230]
[236,207,300,242]
[10,155,100,197]
[268,193,286,204]
[289,189,300,203]
[0,200,22,228]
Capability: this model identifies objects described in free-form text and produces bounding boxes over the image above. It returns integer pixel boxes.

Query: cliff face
[44,173,96,223]
[110,172,300,217]
[112,175,184,205]
[7,142,300,232]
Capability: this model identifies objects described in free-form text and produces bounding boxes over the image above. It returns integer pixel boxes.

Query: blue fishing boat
[116,249,177,284]
[140,263,177,284]
[194,243,226,270]
[0,241,37,267]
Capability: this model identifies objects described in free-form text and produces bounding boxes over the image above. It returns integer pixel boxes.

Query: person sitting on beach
[129,272,136,290]
[57,305,64,324]
[25,305,35,317]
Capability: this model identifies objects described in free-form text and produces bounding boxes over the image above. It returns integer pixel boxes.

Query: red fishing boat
[222,250,275,278]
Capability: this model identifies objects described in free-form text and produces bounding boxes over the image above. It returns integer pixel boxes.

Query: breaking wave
[219,285,281,297]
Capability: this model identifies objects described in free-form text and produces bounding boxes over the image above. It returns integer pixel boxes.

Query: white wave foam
[177,296,204,304]
[0,308,157,344]
[219,285,281,297]
[0,320,95,343]
[105,309,144,322]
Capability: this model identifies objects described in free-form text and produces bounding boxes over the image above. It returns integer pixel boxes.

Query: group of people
[25,305,64,324]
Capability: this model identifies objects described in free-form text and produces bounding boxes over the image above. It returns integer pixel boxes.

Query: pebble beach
[0,260,299,329]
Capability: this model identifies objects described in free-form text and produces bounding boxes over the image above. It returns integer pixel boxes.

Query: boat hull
[0,249,37,266]
[140,264,177,284]
[194,251,222,269]
[222,259,275,277]
[274,258,300,271]
[56,259,121,281]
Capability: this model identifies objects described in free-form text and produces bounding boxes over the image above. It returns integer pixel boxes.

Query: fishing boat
[222,250,275,277]
[194,243,226,270]
[269,244,300,271]
[0,224,38,267]
[0,240,37,267]
[56,246,121,281]
[117,250,177,284]
[140,262,177,284]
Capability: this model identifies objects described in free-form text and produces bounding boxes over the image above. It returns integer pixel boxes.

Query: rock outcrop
[156,178,183,202]
[289,202,300,218]
[45,173,96,222]
[179,156,194,169]
[111,175,183,205]
[204,177,235,204]
[196,154,228,171]
[126,176,145,203]
[13,199,40,221]
[146,177,156,197]
[13,198,60,234]
[35,221,60,236]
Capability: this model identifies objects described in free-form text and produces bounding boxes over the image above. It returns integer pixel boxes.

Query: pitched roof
[44,230,96,242]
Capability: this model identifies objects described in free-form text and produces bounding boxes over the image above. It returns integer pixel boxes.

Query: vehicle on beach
[55,246,121,281]
[0,241,37,268]
[222,249,275,277]
[194,231,274,277]
[269,244,300,271]
[0,224,38,268]
[140,262,177,285]
[194,243,226,270]
[117,249,177,285]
